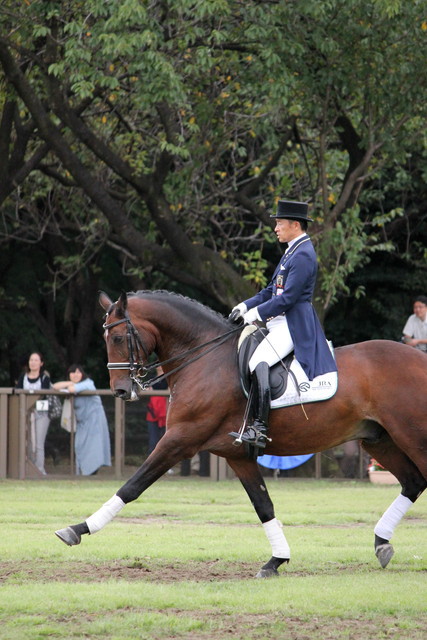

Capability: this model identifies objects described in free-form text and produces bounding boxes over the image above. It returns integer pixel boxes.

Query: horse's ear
[116,291,128,316]
[99,291,113,311]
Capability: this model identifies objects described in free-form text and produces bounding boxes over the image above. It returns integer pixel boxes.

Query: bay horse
[55,290,427,577]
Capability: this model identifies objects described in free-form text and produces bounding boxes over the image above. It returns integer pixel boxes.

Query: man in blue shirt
[229,199,337,457]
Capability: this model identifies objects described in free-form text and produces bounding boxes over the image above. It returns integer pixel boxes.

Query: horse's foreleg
[55,433,196,547]
[227,457,290,578]
[55,492,126,545]
[362,439,427,568]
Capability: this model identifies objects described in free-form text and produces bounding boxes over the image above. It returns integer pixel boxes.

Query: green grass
[0,477,426,639]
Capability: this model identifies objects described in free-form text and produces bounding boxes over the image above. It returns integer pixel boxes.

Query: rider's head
[270,199,312,232]
[271,200,312,242]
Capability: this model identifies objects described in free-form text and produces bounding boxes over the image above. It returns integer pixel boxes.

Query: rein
[103,310,242,390]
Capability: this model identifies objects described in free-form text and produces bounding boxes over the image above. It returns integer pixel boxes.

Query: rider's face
[274,219,302,244]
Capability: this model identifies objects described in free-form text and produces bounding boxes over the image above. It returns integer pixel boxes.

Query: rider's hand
[228,302,247,324]
[243,307,261,324]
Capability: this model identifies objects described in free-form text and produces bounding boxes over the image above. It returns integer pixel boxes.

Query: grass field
[0,476,426,639]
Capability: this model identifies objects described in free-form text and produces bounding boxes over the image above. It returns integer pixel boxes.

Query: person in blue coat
[229,199,337,456]
[53,364,112,475]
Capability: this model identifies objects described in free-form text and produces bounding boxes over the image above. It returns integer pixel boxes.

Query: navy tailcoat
[243,235,337,380]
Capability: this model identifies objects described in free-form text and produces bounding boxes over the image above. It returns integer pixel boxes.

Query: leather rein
[103,310,242,391]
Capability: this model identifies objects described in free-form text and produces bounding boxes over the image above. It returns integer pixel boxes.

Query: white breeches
[249,316,294,372]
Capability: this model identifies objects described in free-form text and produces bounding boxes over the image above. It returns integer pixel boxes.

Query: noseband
[103,310,151,390]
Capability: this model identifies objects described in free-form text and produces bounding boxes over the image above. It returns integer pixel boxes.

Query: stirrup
[228,427,271,460]
[229,430,244,446]
[241,425,270,447]
[242,424,271,461]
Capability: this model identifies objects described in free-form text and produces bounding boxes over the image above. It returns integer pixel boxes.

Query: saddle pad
[237,326,338,408]
[271,355,338,409]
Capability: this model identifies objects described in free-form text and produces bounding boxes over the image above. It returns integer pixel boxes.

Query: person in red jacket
[146,368,168,454]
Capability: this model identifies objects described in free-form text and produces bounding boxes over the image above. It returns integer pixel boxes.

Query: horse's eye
[111,334,125,345]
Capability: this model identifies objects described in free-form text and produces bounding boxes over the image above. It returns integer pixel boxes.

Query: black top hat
[270,199,313,222]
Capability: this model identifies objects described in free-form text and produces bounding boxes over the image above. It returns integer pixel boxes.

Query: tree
[0,0,426,365]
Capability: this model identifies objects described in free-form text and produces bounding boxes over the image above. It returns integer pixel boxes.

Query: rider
[229,199,337,457]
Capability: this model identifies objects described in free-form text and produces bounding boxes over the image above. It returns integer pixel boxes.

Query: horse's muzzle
[113,383,140,401]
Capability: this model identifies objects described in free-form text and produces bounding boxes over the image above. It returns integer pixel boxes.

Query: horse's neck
[137,296,230,362]
[160,327,219,358]
[156,316,230,367]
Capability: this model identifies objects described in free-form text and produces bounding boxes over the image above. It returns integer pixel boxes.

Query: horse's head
[100,291,155,401]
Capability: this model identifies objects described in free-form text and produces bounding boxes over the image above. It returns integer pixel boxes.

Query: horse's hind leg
[361,436,427,569]
[227,457,290,578]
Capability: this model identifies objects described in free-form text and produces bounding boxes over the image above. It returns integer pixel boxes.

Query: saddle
[237,326,298,401]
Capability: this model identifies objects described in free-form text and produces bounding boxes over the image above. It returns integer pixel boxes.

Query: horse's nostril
[114,389,129,399]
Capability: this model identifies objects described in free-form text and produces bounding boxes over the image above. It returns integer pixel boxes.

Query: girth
[237,326,297,400]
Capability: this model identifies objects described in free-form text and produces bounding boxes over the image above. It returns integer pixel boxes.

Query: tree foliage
[0,0,426,380]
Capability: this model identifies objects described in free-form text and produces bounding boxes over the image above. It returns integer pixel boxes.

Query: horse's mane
[128,290,228,327]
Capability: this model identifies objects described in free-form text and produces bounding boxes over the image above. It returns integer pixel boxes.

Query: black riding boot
[240,362,271,460]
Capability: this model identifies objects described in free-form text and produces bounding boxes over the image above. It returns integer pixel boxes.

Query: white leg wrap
[86,494,125,534]
[374,494,413,541]
[262,518,290,559]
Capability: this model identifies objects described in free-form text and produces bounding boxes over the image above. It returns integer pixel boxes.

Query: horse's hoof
[375,543,394,568]
[55,527,81,546]
[255,556,288,578]
[256,567,279,578]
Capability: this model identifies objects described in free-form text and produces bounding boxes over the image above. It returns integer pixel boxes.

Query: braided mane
[129,290,227,326]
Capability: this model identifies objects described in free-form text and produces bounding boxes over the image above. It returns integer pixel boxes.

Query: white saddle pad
[271,346,338,409]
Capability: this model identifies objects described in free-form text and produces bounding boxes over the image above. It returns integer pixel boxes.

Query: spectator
[53,364,111,475]
[402,295,427,353]
[146,367,168,455]
[15,351,51,475]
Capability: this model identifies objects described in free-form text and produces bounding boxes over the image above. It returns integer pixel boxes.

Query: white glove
[243,307,261,324]
[228,302,247,323]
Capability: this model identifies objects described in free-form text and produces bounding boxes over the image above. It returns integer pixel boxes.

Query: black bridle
[103,309,151,390]
[103,309,242,391]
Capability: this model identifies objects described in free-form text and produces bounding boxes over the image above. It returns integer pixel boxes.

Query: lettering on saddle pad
[237,327,296,400]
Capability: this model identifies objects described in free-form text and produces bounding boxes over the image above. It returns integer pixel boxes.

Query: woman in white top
[15,352,51,475]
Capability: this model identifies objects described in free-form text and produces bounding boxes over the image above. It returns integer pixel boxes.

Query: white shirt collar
[285,232,307,253]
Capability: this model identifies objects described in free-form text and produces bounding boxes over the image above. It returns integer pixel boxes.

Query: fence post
[315,452,322,479]
[18,393,27,479]
[114,397,125,479]
[210,455,229,481]
[0,391,10,478]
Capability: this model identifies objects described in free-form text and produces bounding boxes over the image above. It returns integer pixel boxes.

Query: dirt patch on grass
[171,610,427,640]
[0,558,377,584]
[200,612,426,640]
[0,558,259,583]
[50,606,427,640]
